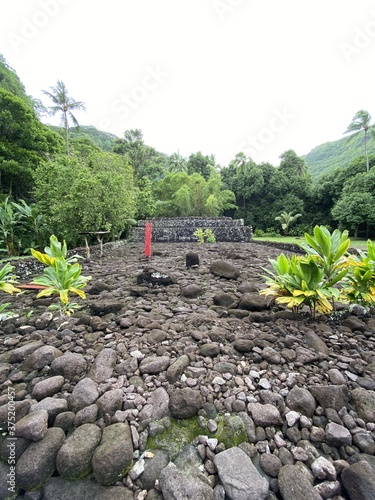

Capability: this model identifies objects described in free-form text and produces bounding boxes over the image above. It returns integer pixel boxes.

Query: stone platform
[130,217,253,242]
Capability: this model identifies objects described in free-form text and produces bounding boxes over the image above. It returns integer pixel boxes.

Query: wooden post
[84,235,90,261]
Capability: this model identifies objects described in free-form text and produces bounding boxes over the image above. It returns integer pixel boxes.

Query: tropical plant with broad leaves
[0,262,21,320]
[260,253,340,316]
[342,239,375,306]
[300,225,350,285]
[274,211,301,236]
[31,235,91,316]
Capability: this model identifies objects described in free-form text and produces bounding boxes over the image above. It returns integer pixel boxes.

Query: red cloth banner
[144,223,152,257]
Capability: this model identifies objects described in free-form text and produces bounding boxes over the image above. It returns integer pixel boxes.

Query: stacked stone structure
[130,217,252,242]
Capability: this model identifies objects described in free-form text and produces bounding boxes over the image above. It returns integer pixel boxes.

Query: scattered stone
[341,460,375,500]
[16,427,65,491]
[32,376,65,401]
[159,463,213,499]
[210,260,240,279]
[68,377,100,412]
[92,422,133,485]
[278,464,322,500]
[88,348,117,382]
[15,409,48,441]
[56,423,102,480]
[169,388,204,418]
[214,447,269,500]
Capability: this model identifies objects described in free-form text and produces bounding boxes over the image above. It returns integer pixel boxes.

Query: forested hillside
[49,125,117,152]
[303,128,375,180]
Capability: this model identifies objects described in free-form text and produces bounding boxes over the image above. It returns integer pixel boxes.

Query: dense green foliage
[260,226,375,316]
[1,54,375,253]
[33,153,136,247]
[50,125,117,152]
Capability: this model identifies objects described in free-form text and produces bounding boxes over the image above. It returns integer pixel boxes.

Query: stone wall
[130,217,253,243]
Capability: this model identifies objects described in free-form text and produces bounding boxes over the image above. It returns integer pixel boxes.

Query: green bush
[259,225,375,316]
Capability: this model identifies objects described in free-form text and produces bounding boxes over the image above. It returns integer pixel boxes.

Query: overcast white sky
[1,0,375,167]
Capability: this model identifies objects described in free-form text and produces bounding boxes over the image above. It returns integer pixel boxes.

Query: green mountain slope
[303,127,375,180]
[49,125,118,151]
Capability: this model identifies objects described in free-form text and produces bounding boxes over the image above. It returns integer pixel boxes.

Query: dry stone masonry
[131,216,253,242]
[0,241,374,499]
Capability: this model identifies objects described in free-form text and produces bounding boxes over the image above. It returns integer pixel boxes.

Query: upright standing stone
[186,252,199,267]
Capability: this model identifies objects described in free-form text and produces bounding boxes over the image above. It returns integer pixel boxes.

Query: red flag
[145,222,152,257]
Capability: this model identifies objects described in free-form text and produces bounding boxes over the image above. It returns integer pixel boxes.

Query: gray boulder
[166,354,190,384]
[51,352,87,380]
[96,389,123,416]
[169,388,204,418]
[23,346,62,371]
[285,386,316,417]
[92,422,133,485]
[139,355,170,375]
[56,423,102,480]
[350,388,375,423]
[88,348,117,382]
[68,377,99,412]
[342,460,375,500]
[15,409,48,441]
[43,477,134,500]
[16,427,65,491]
[210,260,240,279]
[159,463,213,500]
[31,375,65,400]
[214,447,269,500]
[278,464,322,500]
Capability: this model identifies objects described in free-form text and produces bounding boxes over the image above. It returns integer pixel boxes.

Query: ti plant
[342,239,375,307]
[300,225,350,285]
[0,262,21,320]
[260,253,340,316]
[31,235,91,316]
[260,226,352,317]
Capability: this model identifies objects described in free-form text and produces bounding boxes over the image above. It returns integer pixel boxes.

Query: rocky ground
[0,240,374,500]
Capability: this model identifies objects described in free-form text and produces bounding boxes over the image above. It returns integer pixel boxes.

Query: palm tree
[275,211,301,236]
[43,80,86,154]
[167,152,187,173]
[344,110,375,173]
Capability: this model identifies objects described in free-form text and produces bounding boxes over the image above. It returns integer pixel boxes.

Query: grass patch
[253,236,369,249]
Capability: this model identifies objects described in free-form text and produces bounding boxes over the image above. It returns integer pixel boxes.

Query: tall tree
[344,110,375,173]
[0,89,63,199]
[113,129,166,181]
[167,152,187,173]
[43,80,86,155]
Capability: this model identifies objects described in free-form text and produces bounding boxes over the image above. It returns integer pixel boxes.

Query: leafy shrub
[260,225,352,317]
[342,239,375,307]
[193,228,216,244]
[31,235,91,316]
[260,253,339,316]
[0,263,21,320]
[254,228,265,237]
